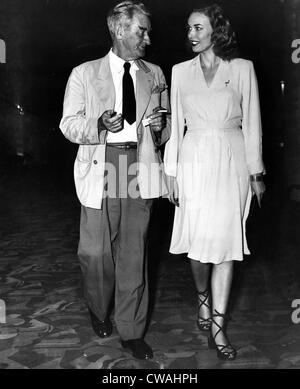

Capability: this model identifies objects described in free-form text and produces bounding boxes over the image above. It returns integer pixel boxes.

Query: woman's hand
[250,180,266,207]
[167,175,179,207]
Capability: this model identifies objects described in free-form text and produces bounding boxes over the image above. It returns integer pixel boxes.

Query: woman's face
[187,12,213,53]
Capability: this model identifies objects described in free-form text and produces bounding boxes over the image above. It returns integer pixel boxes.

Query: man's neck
[112,46,135,62]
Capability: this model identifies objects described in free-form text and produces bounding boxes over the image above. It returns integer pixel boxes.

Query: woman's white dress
[164,57,264,264]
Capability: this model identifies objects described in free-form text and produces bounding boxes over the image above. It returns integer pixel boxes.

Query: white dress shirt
[106,49,138,143]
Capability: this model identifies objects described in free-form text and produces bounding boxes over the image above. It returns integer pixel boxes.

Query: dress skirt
[169,128,252,264]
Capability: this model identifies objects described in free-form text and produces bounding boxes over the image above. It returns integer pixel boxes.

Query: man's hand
[99,110,123,133]
[147,107,167,132]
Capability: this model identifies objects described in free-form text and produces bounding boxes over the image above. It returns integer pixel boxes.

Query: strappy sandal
[197,289,212,332]
[208,309,237,361]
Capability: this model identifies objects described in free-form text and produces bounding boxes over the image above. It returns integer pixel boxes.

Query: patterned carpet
[0,157,300,369]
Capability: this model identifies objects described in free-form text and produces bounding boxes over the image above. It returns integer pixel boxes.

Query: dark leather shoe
[121,338,153,360]
[89,309,112,338]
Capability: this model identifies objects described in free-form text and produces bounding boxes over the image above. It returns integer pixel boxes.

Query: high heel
[208,309,237,361]
[197,289,211,332]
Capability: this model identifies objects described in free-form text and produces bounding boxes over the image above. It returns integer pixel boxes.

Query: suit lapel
[136,60,154,128]
[93,56,154,129]
[95,54,116,111]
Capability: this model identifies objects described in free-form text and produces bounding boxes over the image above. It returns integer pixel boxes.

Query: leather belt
[107,142,137,150]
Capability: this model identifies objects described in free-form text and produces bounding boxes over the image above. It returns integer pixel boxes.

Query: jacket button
[93,160,97,164]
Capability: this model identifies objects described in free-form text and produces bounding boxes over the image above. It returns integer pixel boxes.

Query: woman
[164,4,265,361]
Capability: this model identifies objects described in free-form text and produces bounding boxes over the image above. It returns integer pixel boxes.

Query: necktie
[122,62,136,125]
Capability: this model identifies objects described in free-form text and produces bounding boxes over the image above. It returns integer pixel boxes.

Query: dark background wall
[0,0,298,195]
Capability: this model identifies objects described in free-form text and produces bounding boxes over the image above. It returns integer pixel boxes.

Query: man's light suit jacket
[60,54,171,209]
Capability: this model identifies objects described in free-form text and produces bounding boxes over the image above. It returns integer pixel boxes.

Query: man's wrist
[98,116,108,144]
[98,116,107,132]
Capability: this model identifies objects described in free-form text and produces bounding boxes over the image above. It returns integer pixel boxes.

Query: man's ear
[115,23,125,40]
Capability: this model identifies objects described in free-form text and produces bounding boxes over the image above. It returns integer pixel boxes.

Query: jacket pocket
[76,144,97,163]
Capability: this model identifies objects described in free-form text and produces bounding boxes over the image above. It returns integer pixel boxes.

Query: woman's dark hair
[191,3,238,60]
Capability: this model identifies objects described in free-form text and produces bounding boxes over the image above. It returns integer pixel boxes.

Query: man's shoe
[121,338,153,360]
[89,309,112,338]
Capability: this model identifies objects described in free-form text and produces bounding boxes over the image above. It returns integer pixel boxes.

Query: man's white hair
[107,1,151,39]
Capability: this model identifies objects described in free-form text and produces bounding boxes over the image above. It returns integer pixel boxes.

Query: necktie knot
[124,62,131,72]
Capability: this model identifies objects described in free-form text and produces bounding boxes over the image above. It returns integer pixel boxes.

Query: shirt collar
[109,48,139,73]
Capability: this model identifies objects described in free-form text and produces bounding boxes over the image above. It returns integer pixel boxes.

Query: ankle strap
[212,309,228,319]
[197,288,209,296]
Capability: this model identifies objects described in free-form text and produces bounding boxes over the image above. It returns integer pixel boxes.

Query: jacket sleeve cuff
[97,117,108,144]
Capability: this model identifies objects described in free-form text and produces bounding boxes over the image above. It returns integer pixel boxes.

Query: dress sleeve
[241,61,265,175]
[164,65,185,177]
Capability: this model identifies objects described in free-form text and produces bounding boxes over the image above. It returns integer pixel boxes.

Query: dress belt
[186,127,240,134]
[106,142,137,150]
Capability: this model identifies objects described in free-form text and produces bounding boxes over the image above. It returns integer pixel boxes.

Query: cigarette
[142,110,168,127]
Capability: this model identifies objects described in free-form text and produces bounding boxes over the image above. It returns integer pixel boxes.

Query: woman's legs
[190,258,236,358]
[190,259,211,324]
[190,259,211,292]
[211,261,234,347]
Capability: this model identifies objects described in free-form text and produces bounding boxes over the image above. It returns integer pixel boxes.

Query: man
[60,1,170,360]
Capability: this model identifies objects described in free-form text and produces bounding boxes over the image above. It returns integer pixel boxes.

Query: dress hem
[169,249,248,264]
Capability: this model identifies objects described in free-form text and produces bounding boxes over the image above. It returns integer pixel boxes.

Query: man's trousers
[77,145,153,340]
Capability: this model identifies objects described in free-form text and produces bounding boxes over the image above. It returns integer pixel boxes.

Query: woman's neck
[199,50,220,70]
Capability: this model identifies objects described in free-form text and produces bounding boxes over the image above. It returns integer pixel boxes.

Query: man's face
[117,13,151,60]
